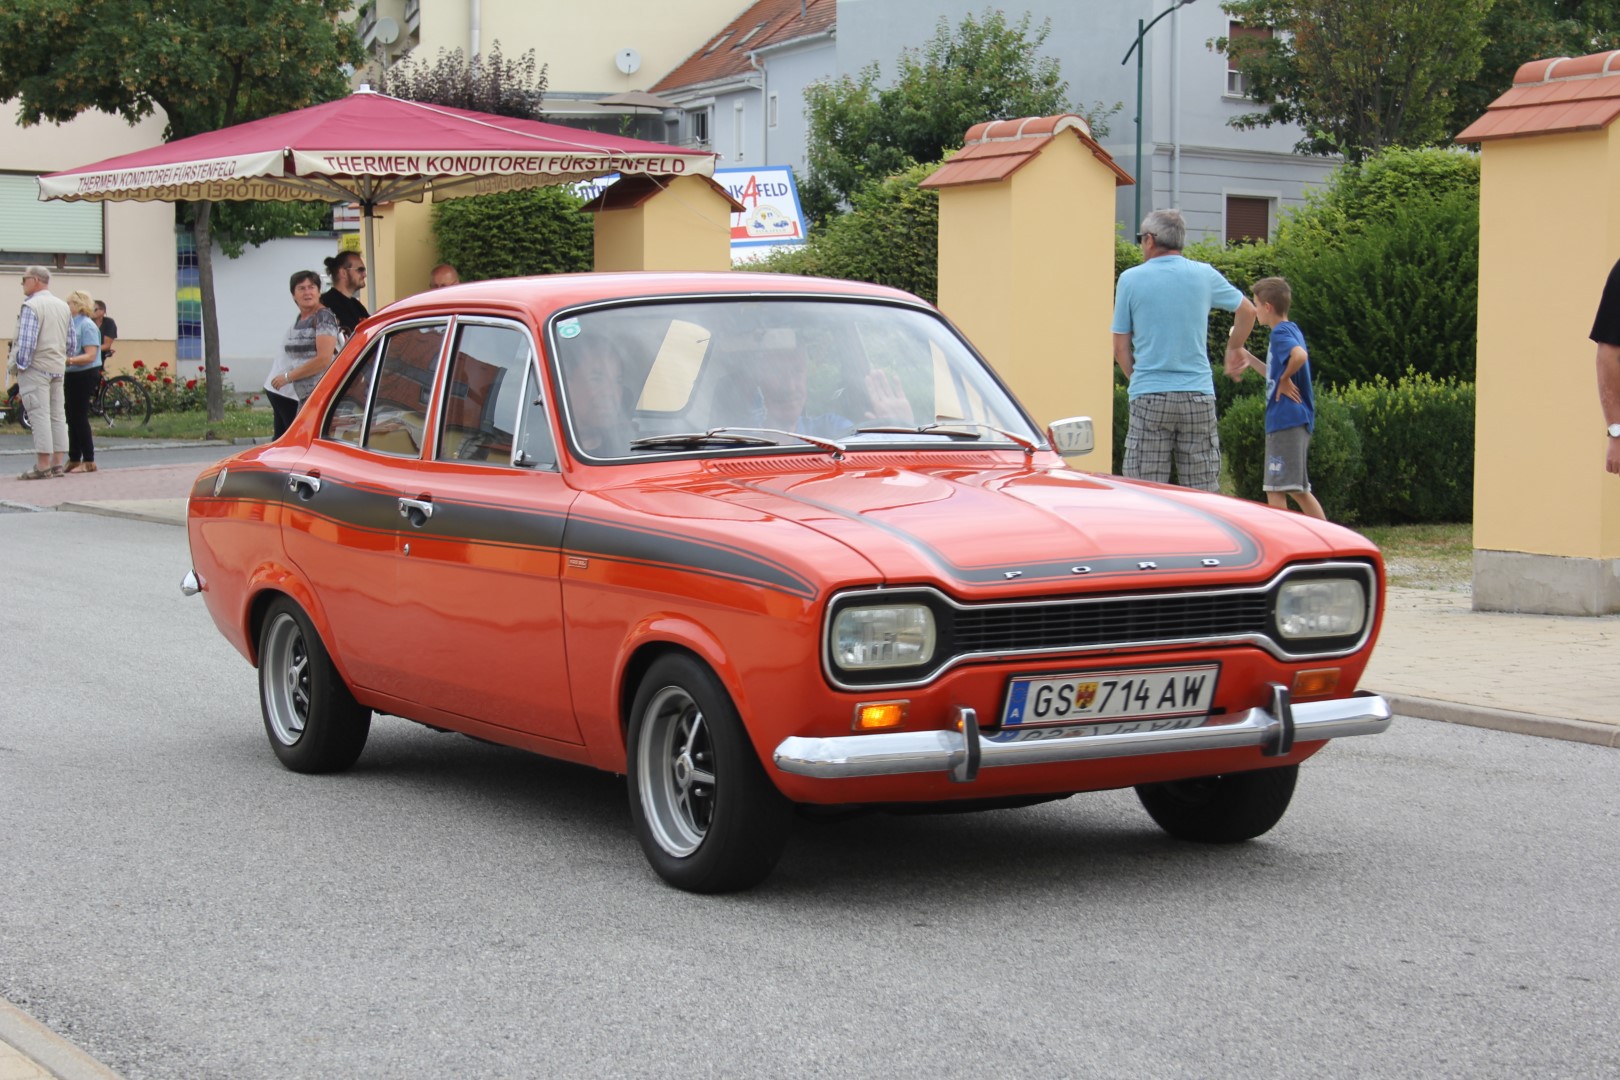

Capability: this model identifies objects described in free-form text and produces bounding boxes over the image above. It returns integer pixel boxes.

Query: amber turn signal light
[854,701,908,731]
[1291,668,1341,700]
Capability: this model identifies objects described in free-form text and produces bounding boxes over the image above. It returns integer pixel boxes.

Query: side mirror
[1047,416,1094,456]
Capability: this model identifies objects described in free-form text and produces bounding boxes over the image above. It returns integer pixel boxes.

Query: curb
[1382,693,1620,748]
[0,999,124,1080]
[57,501,186,527]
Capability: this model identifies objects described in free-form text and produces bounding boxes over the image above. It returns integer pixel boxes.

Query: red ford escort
[183,272,1389,892]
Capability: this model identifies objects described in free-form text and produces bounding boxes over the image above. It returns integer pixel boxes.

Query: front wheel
[257,597,371,773]
[99,374,152,428]
[627,655,792,892]
[1135,765,1298,843]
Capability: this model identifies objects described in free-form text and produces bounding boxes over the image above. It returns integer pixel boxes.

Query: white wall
[199,235,339,392]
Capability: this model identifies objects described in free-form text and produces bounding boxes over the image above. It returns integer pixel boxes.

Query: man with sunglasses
[1111,208,1256,492]
[320,251,369,336]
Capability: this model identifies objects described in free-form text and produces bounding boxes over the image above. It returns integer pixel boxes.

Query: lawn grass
[1356,522,1472,591]
[0,407,274,441]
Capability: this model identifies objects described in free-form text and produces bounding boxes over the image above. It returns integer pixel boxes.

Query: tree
[375,42,569,280]
[1216,0,1492,162]
[1454,0,1620,131]
[801,9,1116,223]
[373,42,548,119]
[0,0,363,420]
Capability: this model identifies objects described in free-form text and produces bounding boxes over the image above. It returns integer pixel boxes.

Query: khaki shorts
[1263,425,1311,492]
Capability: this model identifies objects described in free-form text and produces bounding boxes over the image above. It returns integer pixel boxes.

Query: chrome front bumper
[773,689,1391,783]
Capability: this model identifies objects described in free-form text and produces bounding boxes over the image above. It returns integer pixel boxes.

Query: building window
[1225,21,1272,98]
[690,107,710,146]
[0,173,105,272]
[1225,195,1271,245]
[768,92,779,129]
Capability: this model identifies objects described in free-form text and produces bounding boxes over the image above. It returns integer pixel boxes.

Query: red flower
[158,361,170,369]
[146,374,157,382]
[220,366,230,373]
[185,379,197,389]
[132,360,145,369]
[162,377,173,385]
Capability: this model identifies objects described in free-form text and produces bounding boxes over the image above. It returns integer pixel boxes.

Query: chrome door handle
[398,496,434,523]
[288,472,321,495]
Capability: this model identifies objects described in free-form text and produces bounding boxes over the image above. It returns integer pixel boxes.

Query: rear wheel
[257,597,370,773]
[99,374,151,428]
[1135,765,1298,843]
[627,655,791,892]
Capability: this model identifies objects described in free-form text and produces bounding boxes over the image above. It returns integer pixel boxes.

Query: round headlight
[830,604,937,670]
[1275,578,1367,639]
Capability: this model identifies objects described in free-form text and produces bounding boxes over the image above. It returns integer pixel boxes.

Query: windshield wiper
[628,427,847,456]
[852,420,1038,454]
[629,430,784,450]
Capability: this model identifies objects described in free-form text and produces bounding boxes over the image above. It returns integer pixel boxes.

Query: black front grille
[952,592,1272,654]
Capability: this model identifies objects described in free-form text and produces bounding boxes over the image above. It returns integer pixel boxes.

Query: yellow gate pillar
[1458,51,1620,613]
[922,115,1132,468]
[583,175,743,272]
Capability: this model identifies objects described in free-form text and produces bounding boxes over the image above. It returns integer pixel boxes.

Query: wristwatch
[1609,423,1620,438]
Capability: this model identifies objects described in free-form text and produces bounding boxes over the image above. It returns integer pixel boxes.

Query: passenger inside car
[561,331,635,455]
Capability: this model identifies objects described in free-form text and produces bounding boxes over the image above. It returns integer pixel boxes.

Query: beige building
[2,106,178,369]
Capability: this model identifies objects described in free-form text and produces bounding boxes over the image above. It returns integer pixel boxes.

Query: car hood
[619,456,1371,595]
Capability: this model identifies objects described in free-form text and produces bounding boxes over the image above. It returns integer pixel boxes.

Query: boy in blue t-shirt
[1234,276,1326,519]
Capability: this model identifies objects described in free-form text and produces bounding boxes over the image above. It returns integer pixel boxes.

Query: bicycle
[2,370,152,431]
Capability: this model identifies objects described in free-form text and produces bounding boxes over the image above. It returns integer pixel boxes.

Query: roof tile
[921,113,1133,190]
[1460,49,1620,143]
[652,0,835,95]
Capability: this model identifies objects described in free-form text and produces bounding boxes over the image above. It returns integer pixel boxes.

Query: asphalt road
[2,511,1617,1079]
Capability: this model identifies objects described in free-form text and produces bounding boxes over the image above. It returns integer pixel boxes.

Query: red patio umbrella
[38,86,715,308]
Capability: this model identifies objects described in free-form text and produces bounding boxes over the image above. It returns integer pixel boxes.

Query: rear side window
[364,324,447,457]
[322,344,377,446]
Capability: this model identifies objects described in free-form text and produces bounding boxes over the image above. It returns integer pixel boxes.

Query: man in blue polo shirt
[1111,208,1256,491]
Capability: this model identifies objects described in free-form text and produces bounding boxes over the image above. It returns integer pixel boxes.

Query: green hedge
[432,185,594,281]
[1218,393,1366,522]
[758,161,941,303]
[1217,373,1472,525]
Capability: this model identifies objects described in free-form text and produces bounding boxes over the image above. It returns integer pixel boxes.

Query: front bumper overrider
[773,689,1391,784]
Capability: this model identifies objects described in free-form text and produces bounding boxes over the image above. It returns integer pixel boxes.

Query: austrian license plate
[1001,664,1219,728]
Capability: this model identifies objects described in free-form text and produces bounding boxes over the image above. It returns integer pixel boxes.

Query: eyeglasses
[1137,233,1152,245]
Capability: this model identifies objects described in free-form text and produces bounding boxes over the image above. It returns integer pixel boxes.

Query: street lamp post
[1121,0,1198,232]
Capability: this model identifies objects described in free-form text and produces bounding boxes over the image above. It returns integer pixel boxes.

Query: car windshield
[549,297,1043,460]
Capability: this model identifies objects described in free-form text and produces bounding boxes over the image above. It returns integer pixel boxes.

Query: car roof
[377,271,928,324]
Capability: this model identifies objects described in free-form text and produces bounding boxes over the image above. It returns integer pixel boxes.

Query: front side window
[1225,20,1272,98]
[436,321,553,468]
[549,298,1042,462]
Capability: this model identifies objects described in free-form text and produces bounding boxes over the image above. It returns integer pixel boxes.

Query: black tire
[5,393,28,431]
[257,597,371,774]
[99,375,151,428]
[1135,765,1298,843]
[627,654,792,893]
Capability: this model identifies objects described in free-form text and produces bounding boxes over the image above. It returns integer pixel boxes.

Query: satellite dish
[615,47,641,75]
[374,16,400,44]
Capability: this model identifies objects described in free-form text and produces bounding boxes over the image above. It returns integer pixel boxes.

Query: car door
[387,317,583,744]
[280,318,449,696]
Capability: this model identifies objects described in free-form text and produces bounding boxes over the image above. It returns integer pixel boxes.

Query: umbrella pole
[363,201,378,312]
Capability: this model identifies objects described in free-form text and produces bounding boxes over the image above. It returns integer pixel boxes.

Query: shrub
[432,185,594,281]
[1283,191,1479,386]
[1219,393,1365,523]
[1273,147,1480,259]
[1334,373,1474,524]
[131,360,208,412]
[757,161,941,303]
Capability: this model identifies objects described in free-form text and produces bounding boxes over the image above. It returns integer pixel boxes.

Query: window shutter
[0,174,104,255]
[1226,196,1270,244]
